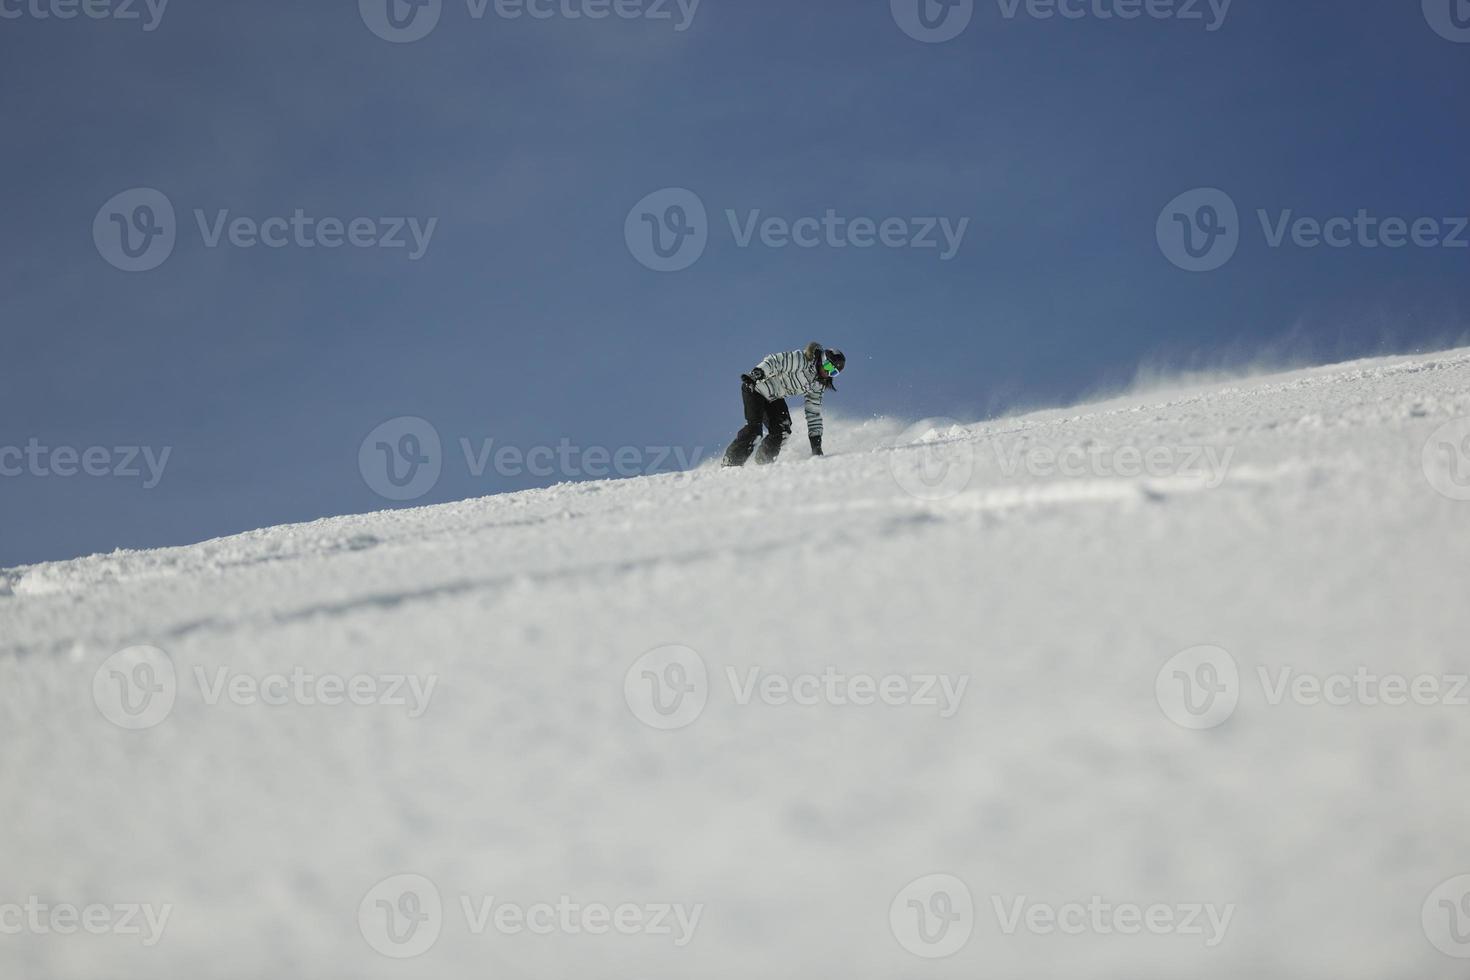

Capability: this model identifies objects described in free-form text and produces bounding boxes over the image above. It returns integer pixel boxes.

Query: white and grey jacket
[749,347,826,439]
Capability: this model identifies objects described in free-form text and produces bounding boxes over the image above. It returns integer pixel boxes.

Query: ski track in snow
[4,348,1470,979]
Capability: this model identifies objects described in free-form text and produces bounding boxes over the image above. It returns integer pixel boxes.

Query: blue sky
[2,0,1467,565]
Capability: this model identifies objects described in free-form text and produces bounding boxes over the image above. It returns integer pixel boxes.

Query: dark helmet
[819,347,845,390]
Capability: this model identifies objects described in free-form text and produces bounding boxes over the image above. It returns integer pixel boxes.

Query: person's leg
[722,385,769,467]
[753,398,792,464]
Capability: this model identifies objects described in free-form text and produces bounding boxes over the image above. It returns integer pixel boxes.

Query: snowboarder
[723,343,846,466]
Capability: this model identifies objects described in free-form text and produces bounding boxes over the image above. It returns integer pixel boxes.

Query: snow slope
[5,348,1470,979]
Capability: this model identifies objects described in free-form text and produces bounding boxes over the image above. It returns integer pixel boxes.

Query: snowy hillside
[5,348,1470,980]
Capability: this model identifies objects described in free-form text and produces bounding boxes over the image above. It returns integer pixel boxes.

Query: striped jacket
[751,347,826,438]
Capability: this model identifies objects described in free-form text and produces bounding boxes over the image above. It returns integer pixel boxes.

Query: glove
[810,435,823,457]
[740,374,756,392]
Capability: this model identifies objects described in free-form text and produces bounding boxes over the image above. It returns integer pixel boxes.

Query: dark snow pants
[723,384,792,466]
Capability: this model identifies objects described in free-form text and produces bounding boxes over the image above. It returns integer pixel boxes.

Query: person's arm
[804,387,824,455]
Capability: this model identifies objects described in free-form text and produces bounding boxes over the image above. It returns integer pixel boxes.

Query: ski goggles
[823,359,841,377]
